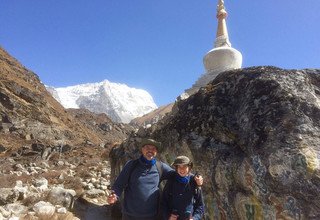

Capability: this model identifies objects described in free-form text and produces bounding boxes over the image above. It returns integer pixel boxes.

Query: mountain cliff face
[0,47,130,152]
[110,66,320,219]
[47,81,157,123]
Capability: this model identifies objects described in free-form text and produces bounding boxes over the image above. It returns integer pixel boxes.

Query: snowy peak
[47,80,157,123]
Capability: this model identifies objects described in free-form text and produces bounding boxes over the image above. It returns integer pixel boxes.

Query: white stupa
[182,0,242,98]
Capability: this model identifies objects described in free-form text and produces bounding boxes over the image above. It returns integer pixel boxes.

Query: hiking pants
[122,213,158,220]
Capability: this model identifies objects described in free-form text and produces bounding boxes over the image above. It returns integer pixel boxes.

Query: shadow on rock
[73,197,121,220]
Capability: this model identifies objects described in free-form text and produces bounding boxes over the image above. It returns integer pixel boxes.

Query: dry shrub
[22,191,50,207]
[41,170,62,184]
[0,174,21,188]
[76,166,93,179]
[101,148,110,161]
[62,176,83,195]
[20,213,38,220]
[37,212,76,220]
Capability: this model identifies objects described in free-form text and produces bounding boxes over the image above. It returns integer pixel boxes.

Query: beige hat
[172,156,193,169]
[140,138,162,152]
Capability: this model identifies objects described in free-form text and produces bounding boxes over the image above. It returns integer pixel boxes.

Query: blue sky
[1,0,319,106]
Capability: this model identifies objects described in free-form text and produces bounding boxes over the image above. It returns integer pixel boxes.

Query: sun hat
[172,156,193,168]
[140,138,163,152]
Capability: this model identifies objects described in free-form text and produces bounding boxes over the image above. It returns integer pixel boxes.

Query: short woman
[161,156,204,220]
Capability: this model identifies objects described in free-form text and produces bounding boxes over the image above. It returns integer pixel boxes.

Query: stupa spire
[180,0,242,98]
[202,0,242,73]
[215,0,231,47]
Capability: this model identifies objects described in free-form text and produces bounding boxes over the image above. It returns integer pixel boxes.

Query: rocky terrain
[111,66,320,219]
[0,47,133,219]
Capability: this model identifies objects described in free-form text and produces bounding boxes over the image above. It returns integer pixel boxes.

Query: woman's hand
[107,192,118,204]
[195,175,203,186]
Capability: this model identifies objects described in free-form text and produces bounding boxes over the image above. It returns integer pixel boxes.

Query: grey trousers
[122,213,157,220]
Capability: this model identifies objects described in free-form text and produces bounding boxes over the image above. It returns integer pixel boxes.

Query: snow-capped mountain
[46,80,157,123]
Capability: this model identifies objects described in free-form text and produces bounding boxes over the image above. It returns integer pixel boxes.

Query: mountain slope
[0,47,129,150]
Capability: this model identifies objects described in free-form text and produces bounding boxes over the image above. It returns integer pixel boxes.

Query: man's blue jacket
[112,156,173,218]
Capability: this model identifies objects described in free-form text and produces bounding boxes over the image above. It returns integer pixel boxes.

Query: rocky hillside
[67,108,133,147]
[0,47,135,219]
[110,66,320,219]
[0,47,131,152]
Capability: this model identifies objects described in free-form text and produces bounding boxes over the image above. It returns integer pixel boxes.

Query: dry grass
[62,176,84,195]
[0,173,32,188]
[20,212,77,220]
[40,170,62,184]
[37,212,77,220]
[22,191,50,207]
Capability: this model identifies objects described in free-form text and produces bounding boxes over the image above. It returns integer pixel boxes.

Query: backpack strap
[127,159,139,184]
[189,175,201,200]
[155,160,163,181]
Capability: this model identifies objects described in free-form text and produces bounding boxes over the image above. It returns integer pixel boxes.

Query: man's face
[141,144,158,160]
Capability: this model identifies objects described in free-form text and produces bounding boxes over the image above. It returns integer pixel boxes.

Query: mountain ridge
[47,80,157,123]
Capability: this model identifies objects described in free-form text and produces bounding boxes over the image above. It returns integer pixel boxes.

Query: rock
[0,206,11,218]
[31,143,45,152]
[14,181,28,200]
[33,201,55,216]
[56,207,67,214]
[85,189,105,198]
[110,67,320,219]
[4,203,28,216]
[33,178,48,192]
[0,144,6,153]
[0,188,19,205]
[13,164,25,172]
[47,187,75,210]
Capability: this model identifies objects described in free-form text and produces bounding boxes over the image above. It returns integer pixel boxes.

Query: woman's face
[176,164,191,177]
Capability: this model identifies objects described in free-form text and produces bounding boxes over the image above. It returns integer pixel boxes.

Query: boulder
[33,201,55,216]
[47,187,75,210]
[110,66,320,219]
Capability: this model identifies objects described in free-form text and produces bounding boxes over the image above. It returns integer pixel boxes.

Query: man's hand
[168,214,179,220]
[107,191,118,204]
[195,174,203,186]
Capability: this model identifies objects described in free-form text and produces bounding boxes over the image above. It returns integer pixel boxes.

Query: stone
[33,178,48,192]
[0,206,11,218]
[33,201,55,216]
[56,207,67,214]
[4,203,28,217]
[0,145,6,153]
[14,181,28,200]
[0,188,19,205]
[85,189,105,198]
[33,177,48,188]
[47,187,75,210]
